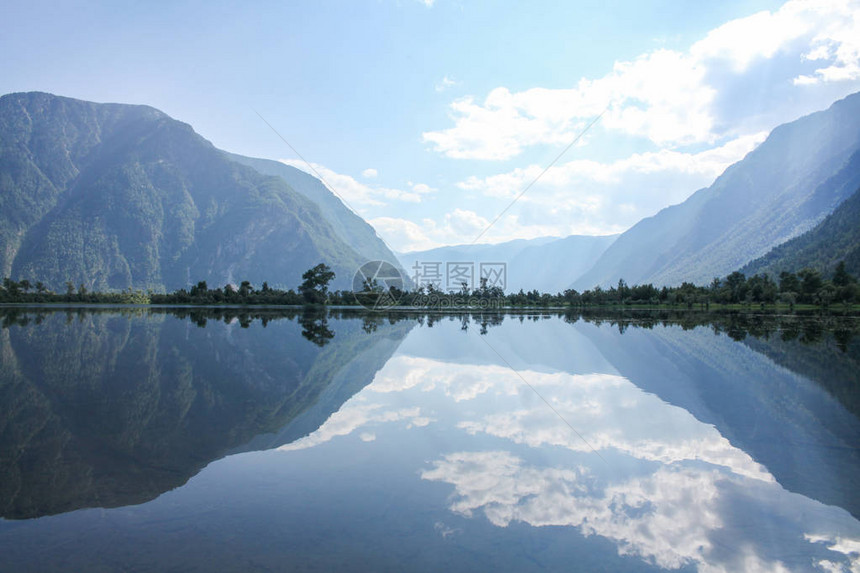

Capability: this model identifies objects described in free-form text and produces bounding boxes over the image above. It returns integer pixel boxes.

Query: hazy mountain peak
[573,90,860,289]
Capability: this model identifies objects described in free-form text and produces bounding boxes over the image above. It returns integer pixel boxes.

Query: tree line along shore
[2,261,858,310]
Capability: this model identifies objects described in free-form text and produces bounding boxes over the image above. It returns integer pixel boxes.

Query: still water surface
[0,308,858,572]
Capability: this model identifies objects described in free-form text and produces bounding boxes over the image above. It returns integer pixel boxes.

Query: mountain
[398,234,617,293]
[225,153,405,276]
[573,91,860,290]
[0,92,367,291]
[740,183,860,278]
[576,318,860,518]
[0,308,414,519]
[509,234,619,292]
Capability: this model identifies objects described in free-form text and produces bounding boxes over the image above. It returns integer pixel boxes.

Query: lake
[0,307,859,572]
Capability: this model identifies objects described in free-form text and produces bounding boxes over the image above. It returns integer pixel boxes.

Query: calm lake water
[0,307,859,572]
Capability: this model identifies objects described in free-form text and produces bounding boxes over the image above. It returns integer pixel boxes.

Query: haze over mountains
[571,92,860,290]
[402,92,860,293]
[398,234,617,293]
[0,90,858,294]
[0,92,401,292]
[741,183,860,279]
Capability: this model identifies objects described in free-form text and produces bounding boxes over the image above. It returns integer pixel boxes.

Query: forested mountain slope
[0,92,365,291]
[226,152,405,275]
[741,183,860,278]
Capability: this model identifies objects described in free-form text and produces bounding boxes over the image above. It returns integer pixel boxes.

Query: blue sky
[2,0,859,251]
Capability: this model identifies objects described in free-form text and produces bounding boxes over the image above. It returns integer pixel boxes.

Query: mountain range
[1,90,859,294]
[571,91,860,289]
[398,234,617,293]
[0,92,401,292]
[401,92,860,292]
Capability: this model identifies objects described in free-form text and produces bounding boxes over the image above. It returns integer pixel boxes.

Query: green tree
[223,284,236,302]
[725,271,747,303]
[300,263,336,304]
[816,283,837,307]
[833,261,854,287]
[779,271,800,294]
[3,278,20,298]
[563,288,580,306]
[798,268,823,303]
[190,281,208,297]
[617,278,629,303]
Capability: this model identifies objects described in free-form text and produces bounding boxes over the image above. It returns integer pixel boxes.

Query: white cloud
[422,451,860,572]
[422,453,727,569]
[370,356,516,401]
[278,398,430,451]
[408,181,436,195]
[792,1,860,84]
[435,75,458,92]
[422,87,599,160]
[372,206,577,252]
[369,216,442,252]
[422,0,860,160]
[370,208,493,252]
[372,209,607,252]
[371,355,772,479]
[692,0,860,83]
[458,132,766,198]
[444,207,487,236]
[361,168,378,178]
[805,534,860,571]
[436,131,766,242]
[279,160,433,206]
[369,132,763,249]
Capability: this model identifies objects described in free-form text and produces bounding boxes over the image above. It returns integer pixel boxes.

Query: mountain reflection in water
[0,308,858,572]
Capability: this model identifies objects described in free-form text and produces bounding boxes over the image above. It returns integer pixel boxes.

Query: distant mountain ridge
[398,234,617,293]
[0,92,394,291]
[573,91,860,289]
[741,182,860,278]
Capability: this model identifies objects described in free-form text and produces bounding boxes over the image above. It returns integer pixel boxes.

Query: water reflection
[279,313,860,571]
[0,308,858,572]
[0,308,414,519]
[422,451,860,571]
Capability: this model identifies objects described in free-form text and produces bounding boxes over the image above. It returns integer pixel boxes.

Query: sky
[2,0,860,252]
